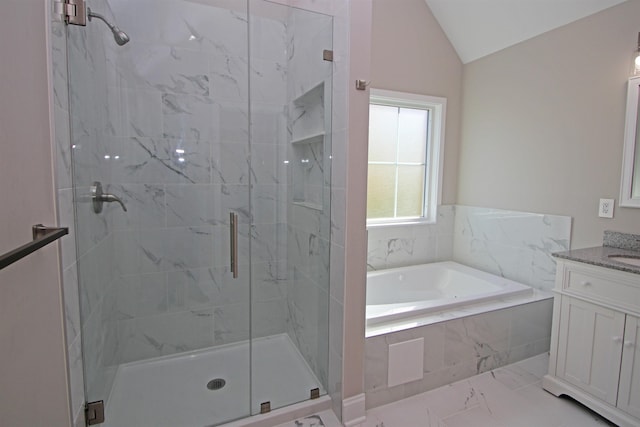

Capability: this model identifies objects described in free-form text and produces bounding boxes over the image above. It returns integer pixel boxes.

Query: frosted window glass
[367,164,396,218]
[367,91,444,222]
[398,108,428,163]
[396,166,425,217]
[368,104,398,162]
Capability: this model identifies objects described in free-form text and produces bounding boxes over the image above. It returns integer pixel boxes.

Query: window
[367,89,446,225]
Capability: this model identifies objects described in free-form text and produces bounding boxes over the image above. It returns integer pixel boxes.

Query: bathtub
[366,261,533,325]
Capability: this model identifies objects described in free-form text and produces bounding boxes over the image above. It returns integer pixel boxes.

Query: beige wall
[0,1,71,426]
[458,1,640,249]
[370,0,463,204]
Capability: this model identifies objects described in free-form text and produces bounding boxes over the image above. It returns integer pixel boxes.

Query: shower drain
[207,378,226,390]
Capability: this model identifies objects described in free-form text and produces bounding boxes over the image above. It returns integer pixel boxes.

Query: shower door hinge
[323,50,334,62]
[84,400,105,426]
[310,388,320,399]
[54,0,87,26]
[260,401,271,414]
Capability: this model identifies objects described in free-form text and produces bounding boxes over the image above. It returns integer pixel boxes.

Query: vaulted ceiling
[424,0,627,63]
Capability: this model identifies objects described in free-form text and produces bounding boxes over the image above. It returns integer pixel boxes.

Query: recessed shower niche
[290,82,328,210]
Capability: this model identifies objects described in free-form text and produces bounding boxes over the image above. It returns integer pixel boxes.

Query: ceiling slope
[425,0,627,64]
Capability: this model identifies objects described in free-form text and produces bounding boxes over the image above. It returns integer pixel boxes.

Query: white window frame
[366,89,446,227]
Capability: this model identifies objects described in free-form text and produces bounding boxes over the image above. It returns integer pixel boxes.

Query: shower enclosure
[66,0,333,425]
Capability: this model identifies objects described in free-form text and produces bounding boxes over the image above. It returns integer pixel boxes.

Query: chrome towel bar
[0,225,68,271]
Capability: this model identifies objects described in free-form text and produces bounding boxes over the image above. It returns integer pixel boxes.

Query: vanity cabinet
[555,296,625,405]
[544,260,640,427]
[619,314,640,418]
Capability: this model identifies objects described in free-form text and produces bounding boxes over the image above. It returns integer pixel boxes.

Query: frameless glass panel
[369,104,399,162]
[367,164,396,218]
[397,107,428,163]
[396,165,425,217]
[67,0,251,425]
[249,0,333,414]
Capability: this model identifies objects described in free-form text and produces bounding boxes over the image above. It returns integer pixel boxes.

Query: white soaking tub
[366,261,533,325]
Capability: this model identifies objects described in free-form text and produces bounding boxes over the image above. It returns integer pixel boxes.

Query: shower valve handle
[91,181,127,213]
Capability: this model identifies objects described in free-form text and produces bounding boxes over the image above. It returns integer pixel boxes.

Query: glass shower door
[67,0,334,424]
[67,0,252,425]
[248,1,333,414]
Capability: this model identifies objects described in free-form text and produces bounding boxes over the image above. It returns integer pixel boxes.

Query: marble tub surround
[364,205,567,409]
[453,205,571,292]
[364,299,553,409]
[366,205,455,271]
[367,205,571,293]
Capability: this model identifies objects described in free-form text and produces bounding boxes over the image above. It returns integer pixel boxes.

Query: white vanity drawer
[562,263,640,312]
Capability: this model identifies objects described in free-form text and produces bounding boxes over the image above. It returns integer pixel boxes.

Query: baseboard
[342,394,366,427]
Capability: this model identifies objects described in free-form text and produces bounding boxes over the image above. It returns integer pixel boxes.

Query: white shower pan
[103,334,325,427]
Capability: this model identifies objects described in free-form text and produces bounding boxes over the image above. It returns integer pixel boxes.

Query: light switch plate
[599,198,614,218]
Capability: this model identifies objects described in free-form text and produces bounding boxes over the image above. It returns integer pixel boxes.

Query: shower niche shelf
[291,132,325,146]
[290,82,327,211]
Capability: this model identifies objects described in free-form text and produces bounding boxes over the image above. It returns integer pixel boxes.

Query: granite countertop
[553,245,640,275]
[552,230,640,275]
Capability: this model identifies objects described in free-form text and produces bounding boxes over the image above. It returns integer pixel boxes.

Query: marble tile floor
[281,353,618,427]
[274,410,342,427]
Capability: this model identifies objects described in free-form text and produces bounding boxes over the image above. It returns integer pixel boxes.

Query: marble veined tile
[442,406,507,427]
[515,351,551,379]
[273,409,341,427]
[489,364,541,390]
[453,205,571,291]
[362,354,616,427]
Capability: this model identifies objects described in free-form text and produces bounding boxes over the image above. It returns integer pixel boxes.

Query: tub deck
[365,262,549,337]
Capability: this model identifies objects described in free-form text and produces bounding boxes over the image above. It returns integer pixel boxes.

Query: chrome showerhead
[87,7,130,46]
[112,27,130,46]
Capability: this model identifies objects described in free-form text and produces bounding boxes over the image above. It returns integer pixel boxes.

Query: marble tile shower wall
[284,7,333,391]
[101,0,293,364]
[268,1,352,418]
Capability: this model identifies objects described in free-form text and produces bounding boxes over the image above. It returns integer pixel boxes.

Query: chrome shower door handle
[230,212,238,279]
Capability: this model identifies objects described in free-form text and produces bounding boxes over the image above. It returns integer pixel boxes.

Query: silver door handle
[230,212,238,278]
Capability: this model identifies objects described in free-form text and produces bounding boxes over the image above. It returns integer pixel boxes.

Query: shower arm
[87,8,116,32]
[86,7,130,45]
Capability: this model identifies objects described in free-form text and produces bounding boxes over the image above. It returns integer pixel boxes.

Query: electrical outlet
[599,198,615,218]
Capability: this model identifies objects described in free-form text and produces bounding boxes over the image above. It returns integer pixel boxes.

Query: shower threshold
[103,334,325,427]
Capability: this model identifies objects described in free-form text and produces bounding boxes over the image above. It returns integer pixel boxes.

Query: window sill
[366,218,436,230]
